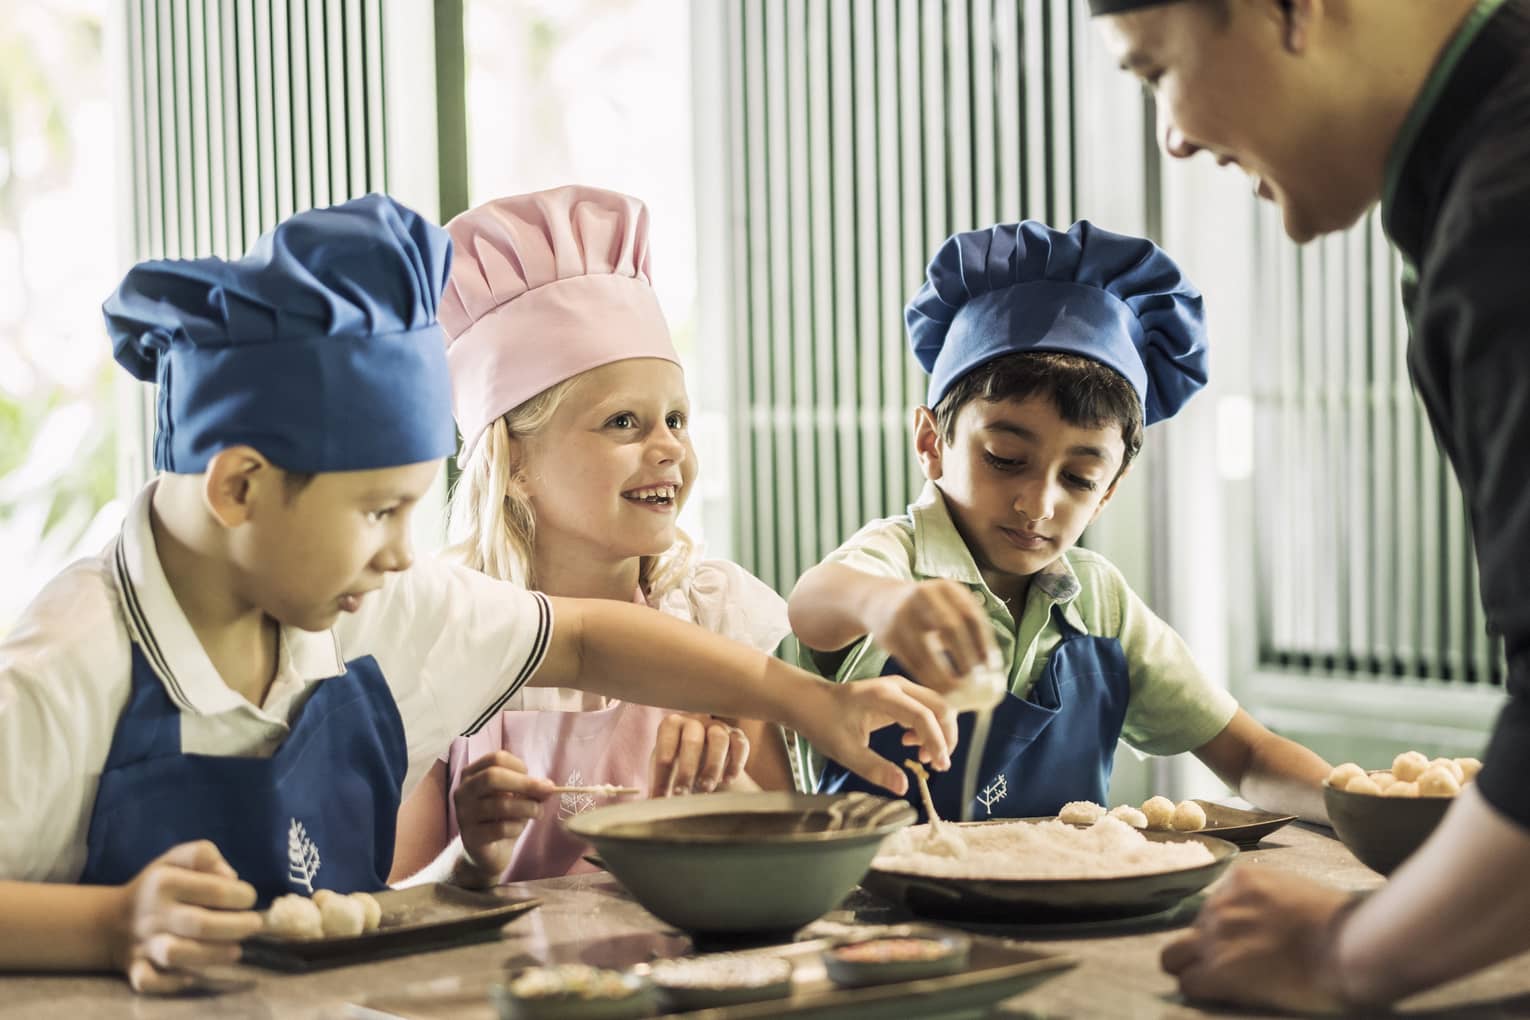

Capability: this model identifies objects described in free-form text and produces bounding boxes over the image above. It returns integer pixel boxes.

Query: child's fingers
[833,745,910,797]
[465,818,531,843]
[902,637,962,694]
[463,792,546,826]
[127,956,200,995]
[963,592,1001,665]
[140,931,244,973]
[722,726,750,784]
[155,840,239,880]
[162,902,264,943]
[927,593,985,676]
[651,714,690,768]
[859,680,955,770]
[146,869,257,915]
[459,764,553,800]
[461,750,530,779]
[669,717,708,792]
[695,721,733,792]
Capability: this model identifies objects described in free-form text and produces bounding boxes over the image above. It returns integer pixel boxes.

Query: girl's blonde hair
[445,379,693,595]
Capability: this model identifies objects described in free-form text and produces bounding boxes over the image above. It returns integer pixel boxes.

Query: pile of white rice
[874,816,1214,880]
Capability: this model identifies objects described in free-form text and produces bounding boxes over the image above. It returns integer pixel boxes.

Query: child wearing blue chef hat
[0,194,956,993]
[791,219,1331,824]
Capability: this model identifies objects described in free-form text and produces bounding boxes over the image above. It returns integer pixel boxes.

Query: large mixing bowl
[563,791,915,937]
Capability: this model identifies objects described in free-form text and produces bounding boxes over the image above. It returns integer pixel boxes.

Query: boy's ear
[203,446,274,528]
[912,406,944,481]
[1090,462,1133,523]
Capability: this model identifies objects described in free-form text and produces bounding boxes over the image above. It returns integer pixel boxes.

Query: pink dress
[442,557,790,882]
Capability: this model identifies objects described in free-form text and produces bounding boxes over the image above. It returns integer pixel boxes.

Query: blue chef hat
[905,219,1207,425]
[103,193,457,474]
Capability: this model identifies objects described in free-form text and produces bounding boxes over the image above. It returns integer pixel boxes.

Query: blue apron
[818,606,1130,822]
[81,644,408,906]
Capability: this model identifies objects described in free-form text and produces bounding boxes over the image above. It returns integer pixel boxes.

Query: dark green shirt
[1382,0,1530,826]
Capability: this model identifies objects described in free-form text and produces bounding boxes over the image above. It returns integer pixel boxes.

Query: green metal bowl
[563,791,916,936]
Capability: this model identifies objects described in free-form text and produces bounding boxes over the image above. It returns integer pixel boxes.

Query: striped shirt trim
[112,536,195,712]
[460,591,552,737]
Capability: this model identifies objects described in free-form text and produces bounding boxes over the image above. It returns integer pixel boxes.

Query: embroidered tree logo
[559,769,596,817]
[978,775,1008,815]
[287,818,321,893]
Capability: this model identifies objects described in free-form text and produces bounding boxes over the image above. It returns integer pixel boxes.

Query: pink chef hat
[439,185,680,460]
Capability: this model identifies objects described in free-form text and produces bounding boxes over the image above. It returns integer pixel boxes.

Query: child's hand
[114,840,262,994]
[863,579,998,692]
[649,713,751,795]
[452,751,554,884]
[802,677,958,796]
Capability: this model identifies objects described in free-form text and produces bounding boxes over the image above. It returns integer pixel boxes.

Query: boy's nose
[375,532,414,573]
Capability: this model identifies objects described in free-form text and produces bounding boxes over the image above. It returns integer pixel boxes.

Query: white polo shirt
[0,480,551,883]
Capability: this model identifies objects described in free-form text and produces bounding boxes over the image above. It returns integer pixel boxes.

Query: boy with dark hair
[790,218,1328,823]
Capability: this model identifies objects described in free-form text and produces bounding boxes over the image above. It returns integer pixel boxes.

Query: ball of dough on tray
[1058,800,1106,825]
[265,894,322,939]
[318,892,366,937]
[351,891,383,932]
[1171,800,1207,831]
[1140,796,1176,830]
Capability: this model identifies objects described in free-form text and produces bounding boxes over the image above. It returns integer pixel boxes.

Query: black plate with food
[242,883,540,971]
[863,822,1238,922]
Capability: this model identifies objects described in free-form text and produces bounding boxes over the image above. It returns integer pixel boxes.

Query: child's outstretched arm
[1193,708,1332,823]
[534,596,957,796]
[0,841,263,993]
[789,562,997,693]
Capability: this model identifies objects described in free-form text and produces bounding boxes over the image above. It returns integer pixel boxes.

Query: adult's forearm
[1336,787,1530,1005]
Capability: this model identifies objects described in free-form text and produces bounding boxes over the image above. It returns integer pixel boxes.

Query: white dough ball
[1391,751,1429,783]
[1455,757,1483,783]
[1108,804,1149,829]
[1427,757,1464,782]
[1383,780,1419,798]
[1171,800,1208,831]
[1327,763,1366,790]
[351,891,383,932]
[265,894,322,939]
[1370,771,1397,791]
[1058,800,1106,825]
[1345,775,1382,796]
[1141,796,1176,830]
[1417,767,1462,798]
[318,892,366,937]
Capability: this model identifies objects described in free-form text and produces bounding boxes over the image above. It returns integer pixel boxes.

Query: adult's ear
[202,446,274,528]
[912,406,945,482]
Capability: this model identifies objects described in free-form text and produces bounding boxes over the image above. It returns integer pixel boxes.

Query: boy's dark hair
[931,352,1145,473]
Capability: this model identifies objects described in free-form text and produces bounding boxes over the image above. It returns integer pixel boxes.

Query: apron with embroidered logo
[817,605,1131,821]
[81,645,407,905]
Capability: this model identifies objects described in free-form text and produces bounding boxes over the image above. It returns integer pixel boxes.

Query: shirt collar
[112,479,347,716]
[907,480,1082,607]
[1381,0,1517,266]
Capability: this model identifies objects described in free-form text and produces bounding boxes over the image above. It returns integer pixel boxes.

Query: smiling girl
[389,186,797,886]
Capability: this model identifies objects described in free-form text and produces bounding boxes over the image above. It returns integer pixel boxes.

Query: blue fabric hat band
[928,280,1149,410]
[153,322,456,474]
